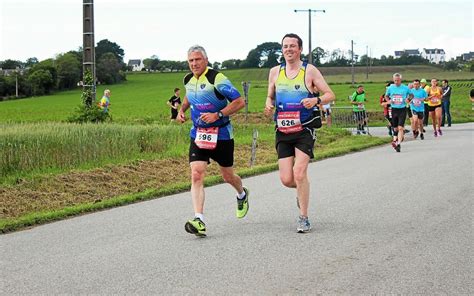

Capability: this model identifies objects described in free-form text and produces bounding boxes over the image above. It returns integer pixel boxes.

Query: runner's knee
[191,167,206,183]
[280,174,295,187]
[293,167,307,184]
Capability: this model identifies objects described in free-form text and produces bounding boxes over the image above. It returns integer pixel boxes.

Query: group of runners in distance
[381,75,450,152]
[173,32,451,237]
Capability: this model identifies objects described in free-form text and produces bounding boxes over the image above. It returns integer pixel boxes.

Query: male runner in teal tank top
[265,33,335,233]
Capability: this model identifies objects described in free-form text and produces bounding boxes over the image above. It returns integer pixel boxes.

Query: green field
[1,65,472,124]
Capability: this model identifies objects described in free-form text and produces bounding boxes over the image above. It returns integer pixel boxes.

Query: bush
[68,70,111,123]
[67,104,111,123]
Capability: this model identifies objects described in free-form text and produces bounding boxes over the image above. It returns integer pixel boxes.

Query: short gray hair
[187,45,208,60]
[393,73,402,79]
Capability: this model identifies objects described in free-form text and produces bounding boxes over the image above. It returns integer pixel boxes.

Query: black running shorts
[412,111,424,119]
[189,139,234,167]
[428,105,441,112]
[391,107,407,127]
[275,127,316,159]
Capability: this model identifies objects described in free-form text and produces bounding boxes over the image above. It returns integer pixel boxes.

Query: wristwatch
[316,97,322,105]
[217,111,224,119]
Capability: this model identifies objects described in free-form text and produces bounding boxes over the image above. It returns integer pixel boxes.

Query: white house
[127,59,144,71]
[421,48,446,64]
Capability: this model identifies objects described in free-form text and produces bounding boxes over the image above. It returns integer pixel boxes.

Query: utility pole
[351,40,355,87]
[294,9,326,65]
[369,48,372,74]
[15,67,19,98]
[366,45,369,79]
[83,0,96,106]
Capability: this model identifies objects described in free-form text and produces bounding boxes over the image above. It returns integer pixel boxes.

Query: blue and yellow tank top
[275,62,314,123]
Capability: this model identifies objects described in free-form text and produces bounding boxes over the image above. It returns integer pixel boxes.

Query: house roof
[394,49,420,56]
[404,49,420,55]
[128,59,141,66]
[423,48,445,54]
[461,52,474,60]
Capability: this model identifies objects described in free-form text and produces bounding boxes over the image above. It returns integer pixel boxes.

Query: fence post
[250,129,258,167]
[241,81,251,122]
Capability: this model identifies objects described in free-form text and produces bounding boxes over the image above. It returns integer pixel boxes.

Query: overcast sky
[1,0,472,63]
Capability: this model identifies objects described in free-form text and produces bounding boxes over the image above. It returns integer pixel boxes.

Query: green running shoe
[185,217,206,237]
[236,187,249,218]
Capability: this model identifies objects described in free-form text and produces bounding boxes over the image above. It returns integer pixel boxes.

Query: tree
[28,69,54,96]
[443,60,459,71]
[326,49,349,66]
[241,42,282,68]
[56,52,81,89]
[1,59,23,69]
[0,74,16,97]
[240,49,260,68]
[221,59,242,69]
[96,52,125,84]
[25,57,39,68]
[212,61,221,69]
[143,57,160,71]
[26,59,57,94]
[358,54,369,66]
[30,59,58,84]
[95,39,125,63]
[263,51,279,68]
[311,47,327,66]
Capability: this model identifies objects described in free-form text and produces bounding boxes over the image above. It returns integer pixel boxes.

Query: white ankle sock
[194,213,204,222]
[237,189,246,199]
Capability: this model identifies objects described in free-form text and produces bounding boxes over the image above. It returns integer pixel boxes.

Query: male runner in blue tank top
[265,33,335,233]
[177,45,248,237]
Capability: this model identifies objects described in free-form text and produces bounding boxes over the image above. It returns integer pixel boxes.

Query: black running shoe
[395,144,401,152]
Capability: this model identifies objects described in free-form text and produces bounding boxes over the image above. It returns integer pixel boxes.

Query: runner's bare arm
[177,96,190,123]
[264,66,278,116]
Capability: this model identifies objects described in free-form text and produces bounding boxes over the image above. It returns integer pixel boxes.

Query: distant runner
[167,88,181,122]
[380,82,393,136]
[426,78,443,137]
[385,73,412,152]
[409,79,427,140]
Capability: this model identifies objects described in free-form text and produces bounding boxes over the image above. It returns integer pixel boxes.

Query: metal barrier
[330,106,371,135]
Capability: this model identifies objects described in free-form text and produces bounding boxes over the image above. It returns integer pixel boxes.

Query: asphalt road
[1,123,473,295]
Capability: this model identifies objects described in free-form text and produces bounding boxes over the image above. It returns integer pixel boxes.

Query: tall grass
[0,123,190,182]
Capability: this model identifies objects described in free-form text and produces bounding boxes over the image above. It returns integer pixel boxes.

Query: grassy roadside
[0,132,389,233]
